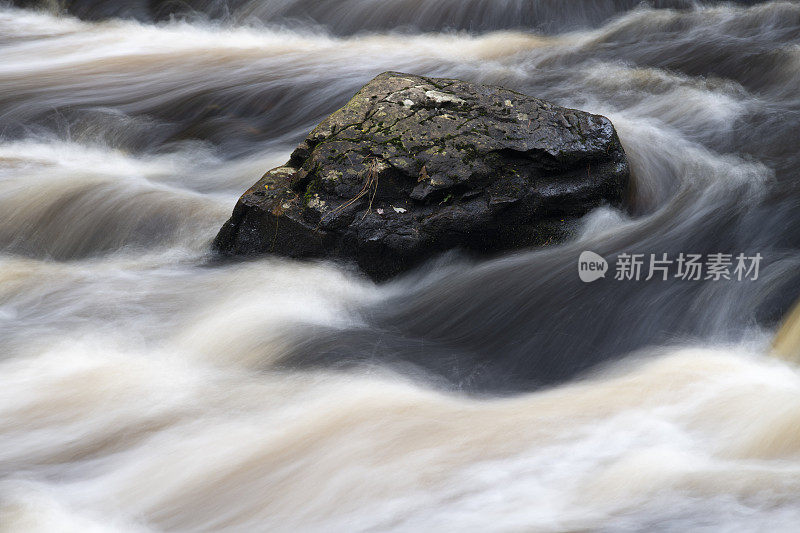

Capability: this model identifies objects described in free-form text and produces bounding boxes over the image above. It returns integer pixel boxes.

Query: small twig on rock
[321,158,380,224]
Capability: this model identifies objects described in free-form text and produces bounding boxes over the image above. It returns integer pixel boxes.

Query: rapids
[1,1,800,531]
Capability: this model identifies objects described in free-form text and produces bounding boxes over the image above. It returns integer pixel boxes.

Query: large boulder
[213,72,629,280]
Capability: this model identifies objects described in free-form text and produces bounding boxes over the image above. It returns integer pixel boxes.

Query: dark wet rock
[213,72,630,280]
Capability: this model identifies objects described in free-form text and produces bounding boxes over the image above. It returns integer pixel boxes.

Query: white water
[2,2,800,531]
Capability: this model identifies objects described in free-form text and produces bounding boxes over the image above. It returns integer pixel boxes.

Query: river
[2,1,800,531]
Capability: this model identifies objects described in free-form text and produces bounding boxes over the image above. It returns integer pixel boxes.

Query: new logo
[578,251,608,282]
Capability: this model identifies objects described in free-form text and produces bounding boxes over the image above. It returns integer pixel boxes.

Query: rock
[213,72,630,280]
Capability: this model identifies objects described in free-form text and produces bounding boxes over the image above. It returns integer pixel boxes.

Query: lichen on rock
[213,72,630,280]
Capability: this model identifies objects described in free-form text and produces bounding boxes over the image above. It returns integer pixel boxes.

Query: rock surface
[213,72,630,280]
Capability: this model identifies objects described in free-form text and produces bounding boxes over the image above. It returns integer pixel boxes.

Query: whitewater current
[1,1,800,531]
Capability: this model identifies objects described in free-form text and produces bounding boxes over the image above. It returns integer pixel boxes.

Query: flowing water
[2,0,800,531]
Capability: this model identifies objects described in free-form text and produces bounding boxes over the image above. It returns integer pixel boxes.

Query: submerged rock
[213,72,630,280]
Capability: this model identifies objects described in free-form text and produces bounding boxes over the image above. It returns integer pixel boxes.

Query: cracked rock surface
[213,72,630,280]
